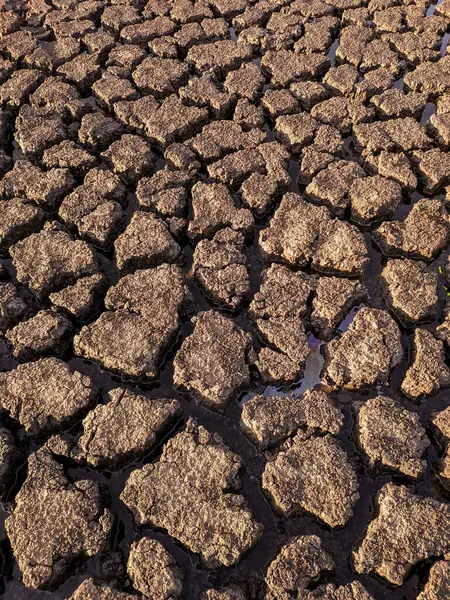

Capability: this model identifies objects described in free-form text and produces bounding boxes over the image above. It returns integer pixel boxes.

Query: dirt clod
[121,419,263,567]
[354,483,450,586]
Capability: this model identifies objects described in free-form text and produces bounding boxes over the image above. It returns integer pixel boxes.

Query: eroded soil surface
[1,0,450,598]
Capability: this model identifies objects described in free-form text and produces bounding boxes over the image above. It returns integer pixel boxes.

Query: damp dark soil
[1,0,450,598]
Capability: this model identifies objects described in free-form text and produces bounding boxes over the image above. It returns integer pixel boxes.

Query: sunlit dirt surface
[1,0,450,598]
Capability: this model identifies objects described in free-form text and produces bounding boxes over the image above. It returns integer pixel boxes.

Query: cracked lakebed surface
[2,0,450,598]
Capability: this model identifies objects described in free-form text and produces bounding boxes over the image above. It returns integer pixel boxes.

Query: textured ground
[1,0,450,598]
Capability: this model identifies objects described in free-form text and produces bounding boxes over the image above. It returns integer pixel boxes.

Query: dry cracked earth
[3,0,450,598]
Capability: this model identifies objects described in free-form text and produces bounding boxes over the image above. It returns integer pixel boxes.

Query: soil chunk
[225,63,265,102]
[189,121,266,163]
[364,151,417,191]
[114,211,180,273]
[290,81,328,111]
[187,39,253,74]
[258,193,331,267]
[201,587,247,600]
[0,198,46,253]
[101,134,155,184]
[306,160,366,217]
[311,97,374,135]
[259,194,368,275]
[5,446,112,589]
[370,89,428,119]
[83,30,115,56]
[49,274,106,321]
[0,160,76,211]
[294,15,339,54]
[78,112,123,153]
[353,483,450,586]
[56,52,101,92]
[74,265,191,380]
[310,125,347,158]
[120,16,176,45]
[275,112,319,152]
[355,395,428,477]
[137,170,194,213]
[255,315,310,382]
[14,105,67,159]
[74,388,180,469]
[208,148,266,187]
[248,263,311,382]
[311,277,367,341]
[401,329,450,400]
[373,199,450,260]
[145,95,209,148]
[6,310,73,361]
[354,118,432,154]
[134,194,186,237]
[132,57,189,97]
[384,30,442,64]
[0,69,43,107]
[29,77,80,112]
[404,55,450,95]
[0,357,97,437]
[417,561,450,600]
[437,93,450,116]
[411,148,450,193]
[241,142,291,216]
[310,582,375,599]
[101,4,141,32]
[193,228,249,310]
[428,113,450,149]
[171,1,213,24]
[323,308,403,390]
[59,167,127,249]
[261,49,329,87]
[10,229,101,299]
[241,389,343,449]
[311,219,369,277]
[173,311,254,410]
[179,73,235,118]
[262,89,298,118]
[42,140,97,176]
[262,433,359,527]
[380,259,438,326]
[0,425,21,498]
[205,0,247,18]
[127,537,183,599]
[121,420,263,567]
[430,407,450,491]
[69,579,138,600]
[348,175,402,225]
[232,2,275,31]
[164,143,200,171]
[265,536,334,600]
[250,264,312,320]
[255,347,304,385]
[106,44,146,77]
[324,64,359,96]
[0,282,27,332]
[299,148,337,185]
[188,182,254,241]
